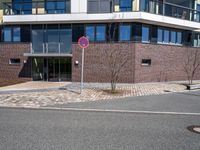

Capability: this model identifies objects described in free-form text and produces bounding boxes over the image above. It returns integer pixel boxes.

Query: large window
[86,24,106,41]
[119,25,131,41]
[170,31,176,44]
[142,26,150,42]
[193,33,200,47]
[45,0,70,14]
[88,0,112,13]
[120,0,132,12]
[164,29,169,43]
[86,26,95,41]
[177,32,182,45]
[96,25,106,41]
[157,28,163,43]
[32,25,72,54]
[3,27,21,42]
[13,0,32,14]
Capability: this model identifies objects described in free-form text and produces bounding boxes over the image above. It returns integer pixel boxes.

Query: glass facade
[88,0,112,13]
[12,0,32,15]
[45,0,69,14]
[3,26,21,42]
[1,23,199,47]
[120,0,132,12]
[31,25,72,54]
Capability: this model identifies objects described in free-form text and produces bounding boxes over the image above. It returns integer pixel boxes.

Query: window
[13,27,21,42]
[3,27,21,42]
[142,59,151,66]
[13,0,32,14]
[9,58,21,65]
[4,27,12,42]
[46,0,70,14]
[133,23,142,41]
[177,32,182,45]
[164,29,169,43]
[86,26,95,41]
[193,33,200,47]
[142,26,150,42]
[96,25,106,41]
[120,0,132,12]
[157,28,163,43]
[119,25,131,41]
[88,0,112,13]
[170,31,176,44]
[72,24,84,42]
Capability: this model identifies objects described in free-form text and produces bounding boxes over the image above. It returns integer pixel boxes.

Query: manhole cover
[187,126,200,134]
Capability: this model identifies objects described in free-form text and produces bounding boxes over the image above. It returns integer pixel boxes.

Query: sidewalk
[0,81,192,108]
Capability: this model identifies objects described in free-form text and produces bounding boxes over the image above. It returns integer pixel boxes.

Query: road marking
[1,106,200,116]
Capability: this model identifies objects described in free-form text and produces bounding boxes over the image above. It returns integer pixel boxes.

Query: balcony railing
[139,0,200,23]
[3,1,70,15]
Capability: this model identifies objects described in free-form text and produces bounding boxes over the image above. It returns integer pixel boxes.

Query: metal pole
[80,48,84,93]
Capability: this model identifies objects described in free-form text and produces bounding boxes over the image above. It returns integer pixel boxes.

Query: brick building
[0,0,200,83]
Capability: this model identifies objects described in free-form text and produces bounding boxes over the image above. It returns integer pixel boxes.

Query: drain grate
[187,126,200,134]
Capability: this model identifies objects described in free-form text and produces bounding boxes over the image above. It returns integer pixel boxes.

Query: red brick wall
[72,43,135,83]
[72,43,200,83]
[134,43,200,83]
[0,43,32,81]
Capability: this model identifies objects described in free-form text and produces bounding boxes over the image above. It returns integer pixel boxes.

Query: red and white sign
[78,36,89,49]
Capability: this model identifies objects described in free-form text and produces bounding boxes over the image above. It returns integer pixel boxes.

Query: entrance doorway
[32,57,72,81]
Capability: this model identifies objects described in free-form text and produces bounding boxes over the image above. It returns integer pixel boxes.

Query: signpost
[78,36,89,94]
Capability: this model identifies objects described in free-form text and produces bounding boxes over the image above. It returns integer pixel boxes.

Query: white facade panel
[3,12,200,30]
[71,0,87,13]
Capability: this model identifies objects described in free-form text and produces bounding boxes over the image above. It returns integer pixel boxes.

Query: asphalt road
[52,91,200,113]
[0,91,200,150]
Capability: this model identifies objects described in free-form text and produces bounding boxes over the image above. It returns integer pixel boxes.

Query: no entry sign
[78,36,89,48]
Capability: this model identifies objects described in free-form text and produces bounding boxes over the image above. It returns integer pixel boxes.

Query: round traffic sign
[78,36,89,48]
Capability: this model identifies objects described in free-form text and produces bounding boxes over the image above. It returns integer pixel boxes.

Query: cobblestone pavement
[0,82,190,108]
[0,81,68,91]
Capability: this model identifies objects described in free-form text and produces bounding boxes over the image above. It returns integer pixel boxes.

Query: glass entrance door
[32,57,72,81]
[48,58,60,81]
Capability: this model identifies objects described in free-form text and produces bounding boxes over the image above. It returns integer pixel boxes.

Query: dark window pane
[96,25,106,41]
[72,24,84,42]
[170,31,176,44]
[151,26,157,43]
[133,23,142,41]
[120,25,131,41]
[142,26,149,42]
[86,26,95,41]
[57,1,65,9]
[21,25,31,42]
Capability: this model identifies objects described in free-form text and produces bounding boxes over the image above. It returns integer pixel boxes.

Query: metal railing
[3,1,70,15]
[139,0,200,23]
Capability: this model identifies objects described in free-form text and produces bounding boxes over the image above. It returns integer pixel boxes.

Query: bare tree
[104,23,131,93]
[183,48,200,85]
